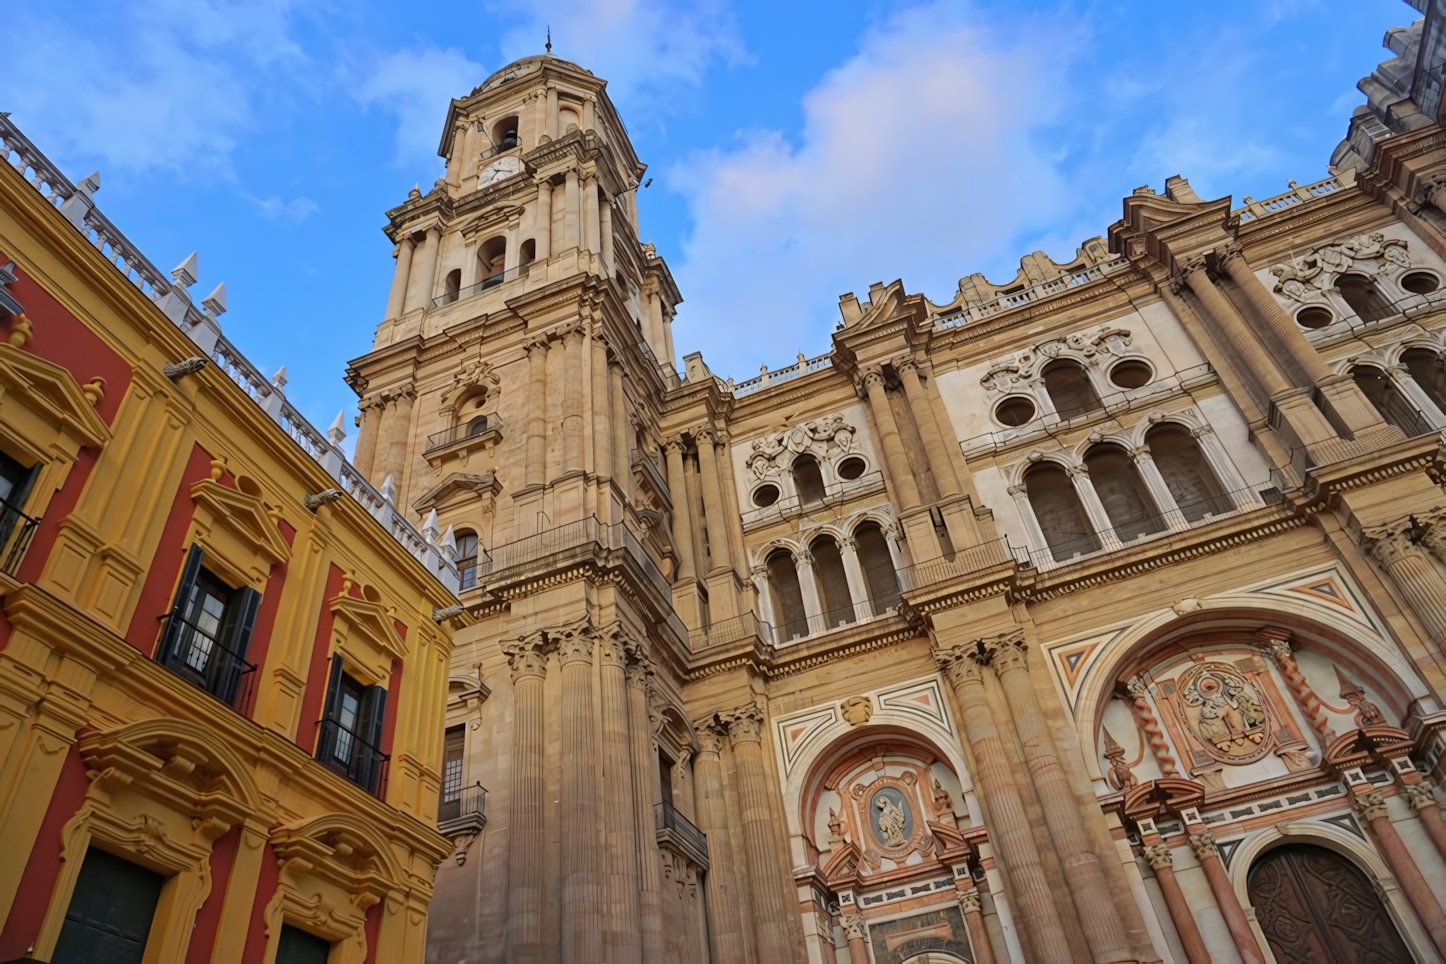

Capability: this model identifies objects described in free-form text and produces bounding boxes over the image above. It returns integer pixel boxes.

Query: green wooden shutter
[156,545,204,665]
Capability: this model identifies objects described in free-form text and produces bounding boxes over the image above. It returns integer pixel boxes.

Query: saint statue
[875,793,908,848]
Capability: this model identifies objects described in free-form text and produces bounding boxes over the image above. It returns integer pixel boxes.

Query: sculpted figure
[875,794,908,848]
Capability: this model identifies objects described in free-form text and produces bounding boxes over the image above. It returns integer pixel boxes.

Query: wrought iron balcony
[0,495,40,576]
[439,781,488,835]
[316,718,389,797]
[433,263,530,308]
[425,414,504,455]
[156,612,257,709]
[656,801,708,868]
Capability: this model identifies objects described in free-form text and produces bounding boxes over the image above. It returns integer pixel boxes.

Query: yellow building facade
[0,115,464,962]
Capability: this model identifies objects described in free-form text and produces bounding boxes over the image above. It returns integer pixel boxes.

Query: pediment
[412,472,502,513]
[0,342,111,449]
[331,593,409,683]
[189,478,291,586]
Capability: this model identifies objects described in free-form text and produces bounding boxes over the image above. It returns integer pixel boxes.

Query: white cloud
[669,4,1084,378]
[354,45,489,168]
[248,194,320,222]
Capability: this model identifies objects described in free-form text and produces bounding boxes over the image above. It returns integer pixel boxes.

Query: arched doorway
[1247,843,1409,962]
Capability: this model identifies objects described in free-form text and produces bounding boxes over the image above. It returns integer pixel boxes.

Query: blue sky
[1,0,1412,443]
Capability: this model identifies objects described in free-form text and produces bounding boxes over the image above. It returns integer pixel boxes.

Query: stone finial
[1102,727,1138,791]
[76,171,100,198]
[422,508,440,544]
[380,474,397,504]
[203,282,227,317]
[439,524,458,561]
[171,251,198,289]
[270,365,288,390]
[327,410,347,444]
[1336,667,1386,727]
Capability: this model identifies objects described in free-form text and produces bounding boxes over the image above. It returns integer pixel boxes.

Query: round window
[1108,360,1153,389]
[1295,306,1334,329]
[994,396,1037,427]
[1401,271,1440,295]
[752,484,780,508]
[836,456,866,480]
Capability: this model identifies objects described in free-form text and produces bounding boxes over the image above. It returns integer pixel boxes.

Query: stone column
[1125,677,1179,776]
[601,629,642,964]
[664,440,697,583]
[839,537,873,621]
[1067,464,1118,548]
[1259,632,1336,744]
[546,84,559,141]
[557,623,604,963]
[584,175,600,259]
[1158,280,1268,425]
[859,367,920,509]
[525,338,550,489]
[563,327,586,474]
[592,333,613,487]
[627,654,667,964]
[984,634,1132,962]
[611,366,632,492]
[662,307,676,373]
[1008,484,1052,561]
[841,914,869,963]
[1180,260,1291,398]
[932,645,1072,963]
[564,169,581,251]
[535,180,554,262]
[956,889,997,964]
[1392,363,1446,427]
[502,633,550,964]
[794,548,824,631]
[383,389,415,496]
[1131,447,1187,530]
[1356,790,1446,955]
[353,396,383,480]
[724,704,792,964]
[385,235,415,319]
[693,718,747,963]
[1364,520,1446,640]
[403,225,441,313]
[1402,780,1446,863]
[897,358,961,497]
[694,428,734,575]
[1187,830,1266,964]
[600,196,615,278]
[1141,843,1210,964]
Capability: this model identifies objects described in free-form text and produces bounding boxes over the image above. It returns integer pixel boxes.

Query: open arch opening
[1042,360,1103,420]
[1403,347,1446,415]
[442,268,461,305]
[767,549,809,641]
[855,522,900,615]
[1145,424,1230,520]
[810,536,853,629]
[1024,462,1098,561]
[491,116,519,152]
[1337,273,1394,322]
[1085,443,1163,541]
[792,454,826,504]
[1351,364,1426,436]
[478,236,507,287]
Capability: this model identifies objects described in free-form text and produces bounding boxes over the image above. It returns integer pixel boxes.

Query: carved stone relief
[1270,230,1414,305]
[745,413,856,480]
[979,324,1138,395]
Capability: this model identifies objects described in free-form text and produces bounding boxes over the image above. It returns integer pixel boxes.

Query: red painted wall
[122,443,214,656]
[363,898,383,964]
[238,842,280,964]
[0,742,91,958]
[237,519,296,718]
[294,563,345,752]
[184,824,240,964]
[13,447,98,587]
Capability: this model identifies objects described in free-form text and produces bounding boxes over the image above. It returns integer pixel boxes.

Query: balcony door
[51,847,163,964]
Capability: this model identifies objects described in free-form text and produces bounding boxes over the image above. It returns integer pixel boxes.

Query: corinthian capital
[979,630,1027,673]
[1188,831,1217,861]
[1356,789,1391,823]
[1361,518,1430,569]
[694,715,727,754]
[841,915,868,940]
[552,619,597,665]
[1143,843,1174,870]
[933,644,985,687]
[502,632,550,682]
[956,890,981,915]
[722,703,765,744]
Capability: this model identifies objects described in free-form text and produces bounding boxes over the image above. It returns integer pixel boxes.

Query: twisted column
[692,717,746,963]
[1364,520,1446,640]
[1188,830,1266,964]
[724,703,792,964]
[663,440,697,583]
[1356,790,1446,955]
[1141,843,1210,964]
[502,633,550,964]
[557,623,603,963]
[933,644,1072,963]
[1125,677,1178,776]
[956,889,997,964]
[626,653,666,964]
[1259,632,1335,743]
[562,326,586,474]
[984,634,1131,961]
[601,629,642,964]
[841,914,870,963]
[897,357,961,497]
[859,367,920,508]
[525,338,550,489]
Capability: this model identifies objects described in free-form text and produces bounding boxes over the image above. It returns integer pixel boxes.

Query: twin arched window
[764,521,901,640]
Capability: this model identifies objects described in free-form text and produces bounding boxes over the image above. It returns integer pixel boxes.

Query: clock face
[480,156,522,185]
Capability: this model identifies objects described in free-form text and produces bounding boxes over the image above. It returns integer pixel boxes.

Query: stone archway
[1247,843,1410,963]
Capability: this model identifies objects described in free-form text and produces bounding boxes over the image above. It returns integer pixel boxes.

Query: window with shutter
[315,657,389,795]
[156,545,261,707]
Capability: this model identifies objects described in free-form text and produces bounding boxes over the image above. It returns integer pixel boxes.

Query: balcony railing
[656,801,708,865]
[476,134,519,164]
[731,352,834,398]
[316,718,389,797]
[426,414,503,454]
[433,263,531,308]
[690,611,775,650]
[156,612,257,709]
[897,537,1018,594]
[0,495,40,576]
[461,516,675,606]
[439,781,488,831]
[934,256,1130,330]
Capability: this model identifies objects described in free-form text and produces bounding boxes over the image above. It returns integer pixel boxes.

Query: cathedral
[340,6,1446,964]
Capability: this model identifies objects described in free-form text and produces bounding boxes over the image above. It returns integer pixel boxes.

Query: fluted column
[1180,259,1291,398]
[897,358,961,497]
[525,338,550,489]
[933,644,1072,963]
[1141,843,1210,964]
[1356,790,1446,955]
[1187,830,1266,964]
[694,428,733,575]
[601,629,642,964]
[956,889,997,964]
[1259,632,1336,744]
[859,367,920,508]
[561,327,586,474]
[984,633,1131,962]
[714,430,754,599]
[627,655,667,964]
[535,179,554,262]
[693,718,746,963]
[1365,520,1446,640]
[564,169,581,250]
[353,396,384,480]
[502,633,550,964]
[403,225,441,313]
[382,389,415,495]
[385,235,415,319]
[664,440,697,583]
[557,623,603,963]
[592,333,613,486]
[724,704,792,964]
[841,914,869,963]
[610,365,631,491]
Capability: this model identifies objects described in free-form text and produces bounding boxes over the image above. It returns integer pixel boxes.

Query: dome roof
[471,54,593,97]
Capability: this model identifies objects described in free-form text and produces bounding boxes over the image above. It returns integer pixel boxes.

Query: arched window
[791,454,826,504]
[1024,463,1098,562]
[520,238,537,266]
[1042,360,1103,420]
[1337,274,1394,322]
[766,549,809,641]
[1403,347,1446,415]
[442,268,461,305]
[1084,444,1163,541]
[1352,365,1426,436]
[809,536,853,630]
[456,530,479,589]
[1145,424,1231,521]
[479,237,507,288]
[467,414,489,437]
[854,522,900,615]
[491,116,519,153]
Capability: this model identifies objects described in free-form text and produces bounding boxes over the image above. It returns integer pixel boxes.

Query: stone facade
[350,17,1446,964]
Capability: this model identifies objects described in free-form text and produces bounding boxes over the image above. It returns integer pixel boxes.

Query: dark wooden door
[277,923,333,964]
[1247,844,1410,964]
[51,847,163,964]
